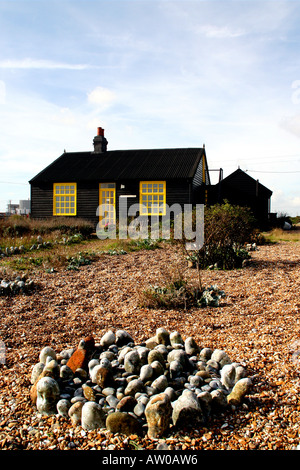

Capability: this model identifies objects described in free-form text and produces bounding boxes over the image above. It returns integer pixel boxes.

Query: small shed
[207,168,272,228]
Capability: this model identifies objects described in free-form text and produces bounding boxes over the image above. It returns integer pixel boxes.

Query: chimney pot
[93,127,108,153]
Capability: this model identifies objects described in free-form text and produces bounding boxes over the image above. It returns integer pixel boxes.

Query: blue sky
[1,0,300,215]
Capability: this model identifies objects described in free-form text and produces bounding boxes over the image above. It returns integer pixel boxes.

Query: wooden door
[99,183,116,226]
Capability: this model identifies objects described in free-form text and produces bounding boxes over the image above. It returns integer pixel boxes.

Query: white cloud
[199,24,245,39]
[87,86,116,109]
[0,58,94,70]
[280,114,300,139]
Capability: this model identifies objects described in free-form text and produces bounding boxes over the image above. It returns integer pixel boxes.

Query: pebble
[174,390,204,428]
[124,350,140,374]
[115,329,134,347]
[106,411,142,436]
[36,377,60,416]
[170,331,184,347]
[39,347,56,365]
[57,399,71,417]
[134,402,145,417]
[100,330,116,348]
[106,395,119,408]
[145,393,172,439]
[0,275,36,296]
[81,401,106,430]
[29,327,252,440]
[151,374,168,393]
[140,364,153,382]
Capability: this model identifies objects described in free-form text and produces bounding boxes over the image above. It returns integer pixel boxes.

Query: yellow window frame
[53,183,77,216]
[139,181,166,216]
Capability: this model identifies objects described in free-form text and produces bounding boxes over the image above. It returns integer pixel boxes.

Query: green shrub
[186,202,256,270]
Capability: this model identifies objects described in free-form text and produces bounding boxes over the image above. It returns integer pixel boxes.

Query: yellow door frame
[99,183,116,226]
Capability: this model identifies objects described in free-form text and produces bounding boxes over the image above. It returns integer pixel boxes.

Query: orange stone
[66,348,88,373]
[66,336,95,373]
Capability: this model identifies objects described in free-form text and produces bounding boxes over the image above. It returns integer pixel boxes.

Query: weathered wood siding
[77,182,99,226]
[30,184,53,219]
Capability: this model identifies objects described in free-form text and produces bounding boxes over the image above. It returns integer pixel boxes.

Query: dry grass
[262,225,300,243]
[0,215,95,238]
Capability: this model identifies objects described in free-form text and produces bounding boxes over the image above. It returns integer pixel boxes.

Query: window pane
[54,183,76,216]
[140,181,165,215]
[100,183,115,189]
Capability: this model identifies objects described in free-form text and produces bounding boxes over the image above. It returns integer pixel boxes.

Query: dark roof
[29,148,205,184]
[217,168,272,197]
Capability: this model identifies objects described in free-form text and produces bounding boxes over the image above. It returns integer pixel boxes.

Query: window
[53,183,77,216]
[140,181,166,215]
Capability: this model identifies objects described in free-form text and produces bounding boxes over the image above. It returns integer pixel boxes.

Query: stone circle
[29,327,252,438]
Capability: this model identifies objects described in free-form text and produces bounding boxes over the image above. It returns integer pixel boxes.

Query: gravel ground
[1,240,300,451]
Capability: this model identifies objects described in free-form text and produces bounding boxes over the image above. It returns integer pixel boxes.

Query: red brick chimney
[93,127,108,153]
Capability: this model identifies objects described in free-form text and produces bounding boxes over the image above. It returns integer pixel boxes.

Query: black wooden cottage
[207,168,272,228]
[29,128,210,228]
